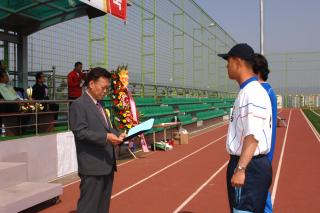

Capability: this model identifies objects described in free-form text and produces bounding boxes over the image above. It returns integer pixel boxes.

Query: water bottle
[1,124,5,137]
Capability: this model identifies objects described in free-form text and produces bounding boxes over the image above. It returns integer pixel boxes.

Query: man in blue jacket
[253,53,277,213]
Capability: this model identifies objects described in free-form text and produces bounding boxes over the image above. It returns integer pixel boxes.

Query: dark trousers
[227,155,272,213]
[77,172,114,213]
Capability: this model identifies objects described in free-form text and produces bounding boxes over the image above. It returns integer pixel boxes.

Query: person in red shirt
[67,62,86,100]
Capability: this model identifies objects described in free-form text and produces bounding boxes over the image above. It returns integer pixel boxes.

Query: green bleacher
[103,96,158,108]
[178,114,197,125]
[178,103,212,113]
[196,110,227,120]
[223,98,235,106]
[102,96,229,134]
[102,96,112,108]
[212,102,233,109]
[224,98,236,102]
[161,97,201,105]
[138,106,177,118]
[134,97,158,106]
[200,98,224,103]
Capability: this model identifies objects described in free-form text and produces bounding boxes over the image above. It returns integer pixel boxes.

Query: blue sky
[195,0,320,54]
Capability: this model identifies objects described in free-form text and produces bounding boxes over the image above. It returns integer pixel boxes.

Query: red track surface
[39,109,320,213]
[272,109,320,212]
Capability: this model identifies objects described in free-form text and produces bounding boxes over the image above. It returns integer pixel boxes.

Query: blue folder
[123,118,154,141]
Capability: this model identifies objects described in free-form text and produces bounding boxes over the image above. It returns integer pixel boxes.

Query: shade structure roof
[0,0,105,36]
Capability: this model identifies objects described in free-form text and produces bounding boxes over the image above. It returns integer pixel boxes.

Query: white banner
[57,131,78,177]
[80,0,107,13]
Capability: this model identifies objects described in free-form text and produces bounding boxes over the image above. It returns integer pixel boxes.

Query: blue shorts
[227,155,272,213]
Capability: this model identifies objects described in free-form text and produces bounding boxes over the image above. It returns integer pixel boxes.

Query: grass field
[303,109,320,134]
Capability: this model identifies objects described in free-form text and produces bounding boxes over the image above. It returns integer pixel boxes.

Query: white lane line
[173,161,229,213]
[271,109,292,204]
[301,109,320,143]
[62,124,227,188]
[190,122,228,137]
[110,134,227,199]
[311,109,320,117]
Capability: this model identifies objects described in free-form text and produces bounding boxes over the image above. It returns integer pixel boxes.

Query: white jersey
[226,78,272,156]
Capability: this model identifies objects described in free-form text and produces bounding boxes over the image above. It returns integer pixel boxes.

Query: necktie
[96,102,110,129]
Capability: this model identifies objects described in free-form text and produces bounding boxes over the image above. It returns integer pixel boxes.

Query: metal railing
[0,100,70,138]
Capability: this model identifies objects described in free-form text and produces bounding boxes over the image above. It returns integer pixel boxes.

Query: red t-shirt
[67,69,85,98]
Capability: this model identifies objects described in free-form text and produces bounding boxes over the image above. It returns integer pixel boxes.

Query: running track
[39,108,320,213]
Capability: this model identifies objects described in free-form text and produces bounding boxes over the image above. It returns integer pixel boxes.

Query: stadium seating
[200,97,224,103]
[178,103,212,113]
[134,97,158,106]
[161,97,201,105]
[178,114,197,125]
[102,96,112,108]
[196,110,227,120]
[100,97,230,135]
[138,106,177,118]
[224,97,236,103]
[212,102,233,109]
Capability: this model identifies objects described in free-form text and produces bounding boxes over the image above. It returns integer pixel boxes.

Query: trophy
[21,87,44,112]
[26,87,32,100]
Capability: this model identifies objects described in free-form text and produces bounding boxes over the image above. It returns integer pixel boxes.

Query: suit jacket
[69,92,119,176]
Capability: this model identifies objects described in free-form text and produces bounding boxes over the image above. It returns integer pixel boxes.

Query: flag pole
[260,0,264,54]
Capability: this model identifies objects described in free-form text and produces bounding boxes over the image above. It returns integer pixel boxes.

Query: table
[152,122,181,151]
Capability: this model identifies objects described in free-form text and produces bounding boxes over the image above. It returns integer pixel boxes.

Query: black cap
[218,43,255,62]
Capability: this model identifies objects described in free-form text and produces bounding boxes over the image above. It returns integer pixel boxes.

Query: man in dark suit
[69,67,125,213]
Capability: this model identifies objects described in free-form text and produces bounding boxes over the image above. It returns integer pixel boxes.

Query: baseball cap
[218,43,255,62]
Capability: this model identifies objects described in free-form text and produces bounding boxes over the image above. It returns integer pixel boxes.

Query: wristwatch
[235,165,246,172]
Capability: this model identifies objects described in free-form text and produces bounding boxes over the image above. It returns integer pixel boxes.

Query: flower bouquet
[109,65,149,152]
[110,65,137,132]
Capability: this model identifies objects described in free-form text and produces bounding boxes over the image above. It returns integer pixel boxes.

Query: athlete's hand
[231,170,245,187]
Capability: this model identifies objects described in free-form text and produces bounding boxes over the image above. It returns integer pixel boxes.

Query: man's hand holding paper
[107,133,124,145]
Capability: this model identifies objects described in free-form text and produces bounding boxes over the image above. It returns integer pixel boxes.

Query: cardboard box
[180,132,189,144]
[172,131,189,145]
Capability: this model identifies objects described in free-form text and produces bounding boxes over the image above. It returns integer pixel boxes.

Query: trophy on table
[26,87,32,100]
[21,87,44,112]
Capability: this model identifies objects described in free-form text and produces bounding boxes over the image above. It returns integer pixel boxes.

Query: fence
[266,52,320,108]
[0,100,69,139]
[0,0,237,96]
[0,1,319,105]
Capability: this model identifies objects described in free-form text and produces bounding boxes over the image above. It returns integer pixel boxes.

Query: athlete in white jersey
[227,79,272,156]
[218,43,272,213]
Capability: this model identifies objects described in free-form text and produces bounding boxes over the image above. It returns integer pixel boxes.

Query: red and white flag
[107,0,127,21]
[80,0,127,21]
